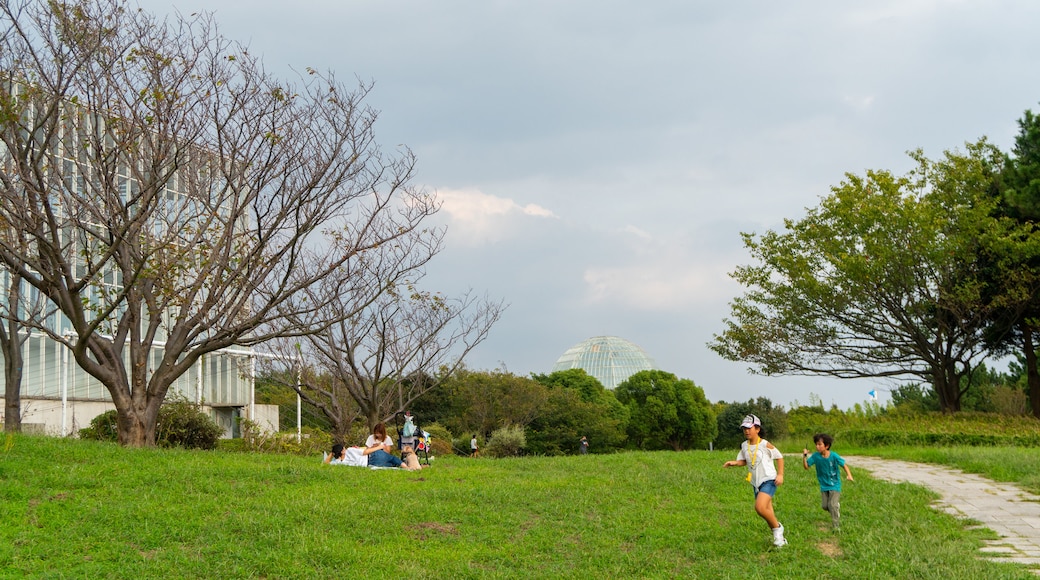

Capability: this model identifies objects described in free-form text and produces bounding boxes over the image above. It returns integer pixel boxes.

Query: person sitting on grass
[364,422,403,468]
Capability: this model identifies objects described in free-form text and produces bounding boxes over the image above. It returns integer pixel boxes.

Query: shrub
[79,410,119,442]
[992,386,1029,416]
[419,422,453,457]
[238,420,332,456]
[79,399,223,450]
[156,398,224,450]
[484,425,526,458]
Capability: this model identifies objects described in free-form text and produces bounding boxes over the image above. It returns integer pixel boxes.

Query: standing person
[579,435,589,455]
[470,434,479,457]
[364,422,403,468]
[723,414,787,547]
[803,433,853,530]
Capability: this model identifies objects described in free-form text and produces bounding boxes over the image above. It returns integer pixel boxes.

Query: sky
[136,0,1040,410]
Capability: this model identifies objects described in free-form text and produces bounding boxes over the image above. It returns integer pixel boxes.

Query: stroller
[397,412,431,466]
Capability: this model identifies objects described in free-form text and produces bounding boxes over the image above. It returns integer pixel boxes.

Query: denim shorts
[754,480,777,497]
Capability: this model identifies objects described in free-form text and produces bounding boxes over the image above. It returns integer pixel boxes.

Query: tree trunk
[330,418,350,446]
[1,278,25,433]
[933,364,962,413]
[115,403,159,447]
[3,354,20,433]
[1024,328,1040,418]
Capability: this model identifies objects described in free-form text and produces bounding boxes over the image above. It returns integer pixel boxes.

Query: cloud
[435,187,558,245]
[842,94,876,111]
[581,226,743,311]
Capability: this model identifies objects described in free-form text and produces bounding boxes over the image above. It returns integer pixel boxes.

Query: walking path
[846,455,1040,574]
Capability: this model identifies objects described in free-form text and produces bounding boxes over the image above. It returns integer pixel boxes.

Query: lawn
[0,434,1035,579]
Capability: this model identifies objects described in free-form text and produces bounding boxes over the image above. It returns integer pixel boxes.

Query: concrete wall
[1,397,280,438]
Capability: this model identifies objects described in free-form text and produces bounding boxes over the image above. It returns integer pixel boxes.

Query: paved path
[846,455,1040,574]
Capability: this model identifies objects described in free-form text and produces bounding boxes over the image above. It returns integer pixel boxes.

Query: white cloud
[622,225,652,240]
[435,188,558,245]
[581,229,741,311]
[842,94,876,111]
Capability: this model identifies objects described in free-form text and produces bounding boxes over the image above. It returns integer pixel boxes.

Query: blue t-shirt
[807,451,846,492]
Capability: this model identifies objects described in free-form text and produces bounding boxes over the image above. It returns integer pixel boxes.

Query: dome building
[551,335,658,390]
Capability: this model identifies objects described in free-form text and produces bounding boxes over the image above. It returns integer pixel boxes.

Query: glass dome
[551,336,658,390]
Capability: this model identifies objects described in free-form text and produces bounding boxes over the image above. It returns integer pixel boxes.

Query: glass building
[551,336,658,390]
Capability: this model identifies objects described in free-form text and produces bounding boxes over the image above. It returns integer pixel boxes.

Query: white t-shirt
[366,434,393,449]
[737,439,783,487]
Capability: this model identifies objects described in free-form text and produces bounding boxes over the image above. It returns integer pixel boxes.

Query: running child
[802,433,853,530]
[723,414,787,547]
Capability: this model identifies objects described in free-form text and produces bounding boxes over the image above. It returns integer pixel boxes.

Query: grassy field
[1,434,1036,579]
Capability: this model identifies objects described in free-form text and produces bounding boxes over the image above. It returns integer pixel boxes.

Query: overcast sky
[138,0,1040,410]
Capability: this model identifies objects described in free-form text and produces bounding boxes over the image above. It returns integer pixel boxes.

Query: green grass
[0,434,1035,579]
[835,443,1040,496]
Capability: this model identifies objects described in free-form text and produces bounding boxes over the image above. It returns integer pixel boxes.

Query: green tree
[614,370,717,451]
[438,368,548,440]
[987,106,1040,418]
[527,369,628,454]
[710,140,1040,412]
[714,398,788,449]
[890,384,940,413]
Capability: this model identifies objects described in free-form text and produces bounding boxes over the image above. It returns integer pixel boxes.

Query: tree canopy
[527,368,629,454]
[710,140,1040,412]
[614,370,717,451]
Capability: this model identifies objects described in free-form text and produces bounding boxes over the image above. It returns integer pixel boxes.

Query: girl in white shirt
[723,414,787,547]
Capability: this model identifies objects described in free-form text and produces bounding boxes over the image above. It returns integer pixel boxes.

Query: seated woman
[363,422,403,468]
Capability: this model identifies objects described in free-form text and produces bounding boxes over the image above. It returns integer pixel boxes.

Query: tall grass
[0,434,1034,579]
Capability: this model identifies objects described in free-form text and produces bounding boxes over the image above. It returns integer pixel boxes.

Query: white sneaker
[772,523,787,547]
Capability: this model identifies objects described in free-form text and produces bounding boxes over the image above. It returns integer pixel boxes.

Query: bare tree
[262,255,505,443]
[0,0,437,445]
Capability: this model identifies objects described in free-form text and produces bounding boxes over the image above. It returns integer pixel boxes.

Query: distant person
[803,433,853,530]
[723,414,787,547]
[364,422,403,468]
[471,434,479,457]
[579,435,589,455]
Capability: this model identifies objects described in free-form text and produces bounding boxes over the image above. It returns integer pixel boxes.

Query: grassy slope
[0,434,1034,579]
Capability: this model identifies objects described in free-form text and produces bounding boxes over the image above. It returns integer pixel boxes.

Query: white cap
[740,414,761,428]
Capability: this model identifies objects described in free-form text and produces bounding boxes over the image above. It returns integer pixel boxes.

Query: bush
[239,419,333,456]
[80,410,119,442]
[484,425,526,458]
[992,386,1029,416]
[419,422,453,457]
[156,398,224,450]
[79,399,224,450]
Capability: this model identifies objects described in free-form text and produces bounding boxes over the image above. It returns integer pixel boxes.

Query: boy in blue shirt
[802,433,853,530]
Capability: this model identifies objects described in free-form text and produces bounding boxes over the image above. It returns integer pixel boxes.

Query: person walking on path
[471,434,479,457]
[803,433,853,530]
[724,414,787,547]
